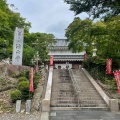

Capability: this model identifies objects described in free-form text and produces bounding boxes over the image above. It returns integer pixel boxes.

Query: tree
[30,33,56,62]
[65,17,93,53]
[0,0,31,60]
[64,0,120,18]
[0,0,56,65]
[22,43,36,66]
[65,16,120,67]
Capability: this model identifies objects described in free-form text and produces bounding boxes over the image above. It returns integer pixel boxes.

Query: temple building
[48,39,86,69]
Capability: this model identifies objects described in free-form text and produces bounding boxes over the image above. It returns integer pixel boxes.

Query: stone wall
[0,62,30,77]
[7,64,30,76]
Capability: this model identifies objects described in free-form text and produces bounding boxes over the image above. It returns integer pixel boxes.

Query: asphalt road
[50,110,120,120]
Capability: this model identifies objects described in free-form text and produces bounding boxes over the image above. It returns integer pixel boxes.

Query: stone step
[51,95,77,98]
[52,88,74,91]
[78,97,104,100]
[52,87,73,89]
[79,104,107,107]
[51,99,78,104]
[51,69,108,110]
[51,98,77,100]
[77,90,97,92]
[52,84,72,87]
[77,87,96,89]
[50,107,109,111]
[50,103,107,108]
[51,93,77,96]
[51,91,75,94]
[78,92,101,95]
[50,104,78,107]
[79,100,106,104]
[51,96,103,101]
[51,99,105,105]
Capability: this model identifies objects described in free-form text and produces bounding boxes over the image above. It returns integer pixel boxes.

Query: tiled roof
[53,39,69,47]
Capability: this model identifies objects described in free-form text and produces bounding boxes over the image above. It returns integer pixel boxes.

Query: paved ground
[0,111,41,120]
[50,110,120,120]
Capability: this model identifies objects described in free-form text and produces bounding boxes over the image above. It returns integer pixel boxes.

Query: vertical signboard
[106,59,112,74]
[12,27,24,65]
[50,55,54,66]
[113,70,120,94]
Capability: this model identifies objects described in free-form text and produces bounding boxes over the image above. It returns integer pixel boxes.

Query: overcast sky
[7,0,88,38]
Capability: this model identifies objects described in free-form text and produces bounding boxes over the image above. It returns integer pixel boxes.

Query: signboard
[50,55,54,66]
[29,67,34,92]
[113,70,120,94]
[106,59,112,74]
[12,27,24,65]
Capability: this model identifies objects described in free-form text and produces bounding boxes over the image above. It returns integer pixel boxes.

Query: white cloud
[7,0,88,38]
[46,20,69,38]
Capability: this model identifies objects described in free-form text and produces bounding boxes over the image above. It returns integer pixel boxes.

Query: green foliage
[18,81,29,100]
[0,0,31,60]
[65,17,93,53]
[82,57,108,83]
[18,70,30,80]
[23,44,36,66]
[18,77,28,84]
[65,0,120,18]
[25,70,30,80]
[10,89,22,103]
[66,16,120,69]
[33,75,40,89]
[111,78,117,90]
[0,0,56,64]
[29,32,56,62]
[18,71,26,77]
[105,78,117,91]
[11,71,18,78]
[82,56,119,91]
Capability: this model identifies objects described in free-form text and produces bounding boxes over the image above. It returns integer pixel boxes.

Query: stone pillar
[16,100,21,113]
[109,99,119,112]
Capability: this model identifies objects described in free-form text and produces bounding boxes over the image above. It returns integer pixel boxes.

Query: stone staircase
[70,69,108,109]
[50,69,78,110]
[50,68,109,110]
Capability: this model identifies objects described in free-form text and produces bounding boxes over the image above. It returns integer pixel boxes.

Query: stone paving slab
[50,110,120,120]
[0,112,41,120]
[40,112,49,120]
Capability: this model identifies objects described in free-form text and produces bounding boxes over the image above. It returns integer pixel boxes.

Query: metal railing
[68,69,80,107]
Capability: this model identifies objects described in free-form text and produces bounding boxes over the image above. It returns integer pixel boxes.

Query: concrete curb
[40,112,49,120]
[42,66,53,112]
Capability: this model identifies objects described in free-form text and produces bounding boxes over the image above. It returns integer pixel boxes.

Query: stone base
[42,99,50,112]
[109,99,119,112]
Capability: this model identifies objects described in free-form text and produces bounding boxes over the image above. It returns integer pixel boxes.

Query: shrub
[111,78,117,90]
[18,77,28,84]
[10,89,22,103]
[11,71,18,78]
[25,70,30,80]
[33,75,40,89]
[18,81,29,100]
[18,71,26,77]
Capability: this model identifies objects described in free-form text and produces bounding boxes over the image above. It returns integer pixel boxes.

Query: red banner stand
[106,59,112,74]
[29,67,34,92]
[50,55,54,66]
[113,70,120,94]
